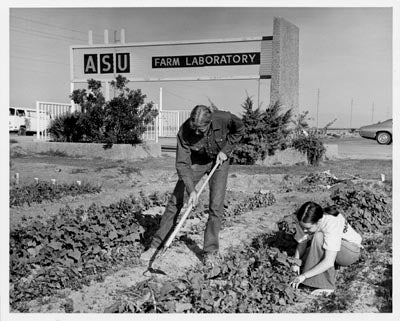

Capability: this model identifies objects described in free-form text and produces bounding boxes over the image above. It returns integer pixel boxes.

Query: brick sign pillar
[270,17,299,114]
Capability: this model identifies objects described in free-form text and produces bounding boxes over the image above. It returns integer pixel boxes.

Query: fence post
[159,88,163,137]
[155,104,159,143]
[44,104,48,141]
[36,101,40,140]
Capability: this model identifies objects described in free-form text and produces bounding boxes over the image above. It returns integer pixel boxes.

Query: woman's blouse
[294,213,362,251]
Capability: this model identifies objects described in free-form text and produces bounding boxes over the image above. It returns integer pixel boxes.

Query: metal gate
[34,100,190,141]
[36,101,72,140]
[158,110,190,137]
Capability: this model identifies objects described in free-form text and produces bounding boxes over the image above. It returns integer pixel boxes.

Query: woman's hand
[291,264,300,275]
[289,274,306,289]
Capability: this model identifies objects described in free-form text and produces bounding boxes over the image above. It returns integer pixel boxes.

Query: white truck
[9,107,51,135]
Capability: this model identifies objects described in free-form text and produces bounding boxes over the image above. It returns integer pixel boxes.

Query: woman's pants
[150,160,229,254]
[301,231,361,289]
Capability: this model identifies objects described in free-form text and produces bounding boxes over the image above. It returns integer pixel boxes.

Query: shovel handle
[162,160,220,250]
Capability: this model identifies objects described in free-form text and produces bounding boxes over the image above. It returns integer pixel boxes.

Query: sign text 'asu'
[84,53,130,74]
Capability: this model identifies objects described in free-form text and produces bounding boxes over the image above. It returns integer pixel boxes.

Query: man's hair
[189,105,212,128]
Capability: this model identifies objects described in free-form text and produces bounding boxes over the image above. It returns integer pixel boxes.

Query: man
[141,105,245,266]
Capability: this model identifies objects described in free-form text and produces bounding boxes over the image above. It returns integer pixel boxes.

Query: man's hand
[216,151,228,164]
[188,191,198,207]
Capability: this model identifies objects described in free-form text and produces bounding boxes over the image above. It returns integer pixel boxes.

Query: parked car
[9,107,51,135]
[359,119,392,145]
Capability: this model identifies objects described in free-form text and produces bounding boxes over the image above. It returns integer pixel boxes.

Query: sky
[5,4,395,128]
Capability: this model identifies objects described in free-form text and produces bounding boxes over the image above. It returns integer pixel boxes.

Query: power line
[11,55,69,66]
[12,64,66,75]
[11,43,68,58]
[11,27,87,43]
[163,89,198,104]
[168,82,200,91]
[11,14,103,40]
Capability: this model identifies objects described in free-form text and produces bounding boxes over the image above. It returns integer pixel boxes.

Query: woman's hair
[296,201,339,224]
[189,105,212,129]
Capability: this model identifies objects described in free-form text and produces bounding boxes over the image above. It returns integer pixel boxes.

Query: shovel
[154,160,221,260]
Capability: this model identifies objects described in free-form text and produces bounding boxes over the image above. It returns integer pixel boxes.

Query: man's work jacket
[176,110,245,194]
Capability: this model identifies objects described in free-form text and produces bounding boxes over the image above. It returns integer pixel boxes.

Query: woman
[289,201,362,295]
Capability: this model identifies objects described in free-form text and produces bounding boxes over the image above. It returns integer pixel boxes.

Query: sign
[71,38,272,81]
[152,52,260,68]
[83,53,130,74]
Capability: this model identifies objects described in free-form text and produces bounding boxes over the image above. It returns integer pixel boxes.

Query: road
[160,136,393,160]
[326,137,392,160]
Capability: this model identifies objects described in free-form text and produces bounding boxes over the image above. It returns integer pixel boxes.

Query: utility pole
[371,102,374,123]
[350,98,353,129]
[316,88,320,129]
[113,30,120,43]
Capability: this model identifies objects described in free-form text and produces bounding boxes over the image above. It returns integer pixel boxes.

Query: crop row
[103,185,392,313]
[330,187,391,233]
[9,181,102,207]
[105,227,301,313]
[9,190,275,311]
[10,184,390,312]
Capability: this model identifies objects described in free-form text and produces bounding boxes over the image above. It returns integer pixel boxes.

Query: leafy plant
[105,236,300,313]
[48,112,82,142]
[50,76,157,144]
[9,191,170,311]
[263,101,292,155]
[231,95,266,164]
[70,79,106,143]
[330,187,391,233]
[290,111,312,138]
[102,75,158,145]
[296,171,342,192]
[292,133,326,166]
[37,149,69,157]
[232,97,292,165]
[188,191,276,231]
[10,181,101,207]
[223,191,276,225]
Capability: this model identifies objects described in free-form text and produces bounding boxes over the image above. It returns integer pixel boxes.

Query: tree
[231,97,292,165]
[49,75,158,144]
[69,79,105,142]
[103,76,158,145]
[231,95,267,164]
[263,101,292,155]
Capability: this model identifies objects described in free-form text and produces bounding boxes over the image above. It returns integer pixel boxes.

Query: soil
[8,152,393,313]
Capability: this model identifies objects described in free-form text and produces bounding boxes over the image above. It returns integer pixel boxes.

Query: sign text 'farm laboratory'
[152,52,260,68]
